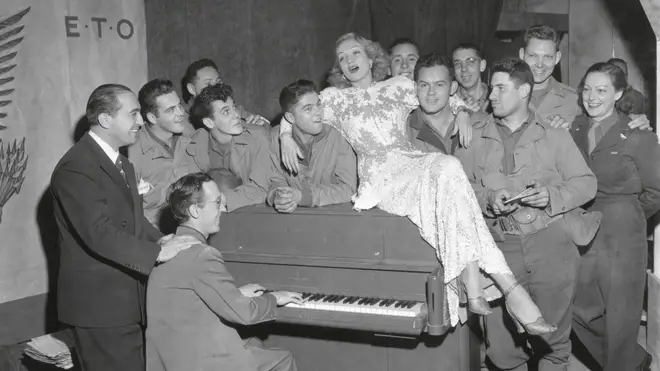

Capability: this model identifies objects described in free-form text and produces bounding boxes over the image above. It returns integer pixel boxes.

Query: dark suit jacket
[146,226,278,371]
[51,132,163,327]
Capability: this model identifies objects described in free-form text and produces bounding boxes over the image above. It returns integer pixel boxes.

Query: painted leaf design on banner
[0,7,30,130]
[0,7,30,223]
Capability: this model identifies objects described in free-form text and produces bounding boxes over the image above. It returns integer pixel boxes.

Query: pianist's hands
[240,283,267,298]
[270,291,304,306]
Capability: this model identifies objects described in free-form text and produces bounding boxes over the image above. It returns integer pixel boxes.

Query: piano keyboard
[283,292,425,318]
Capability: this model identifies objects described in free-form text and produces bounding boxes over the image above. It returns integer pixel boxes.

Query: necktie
[114,156,129,187]
[588,122,603,154]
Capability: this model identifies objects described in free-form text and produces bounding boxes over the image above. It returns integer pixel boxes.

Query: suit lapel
[82,134,134,203]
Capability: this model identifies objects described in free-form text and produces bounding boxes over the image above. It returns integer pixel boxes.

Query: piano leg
[426,268,450,336]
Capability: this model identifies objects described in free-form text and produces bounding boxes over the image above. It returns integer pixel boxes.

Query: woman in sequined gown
[278,33,554,333]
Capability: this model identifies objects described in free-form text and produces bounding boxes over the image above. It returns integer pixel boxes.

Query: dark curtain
[368,0,503,56]
[146,0,502,119]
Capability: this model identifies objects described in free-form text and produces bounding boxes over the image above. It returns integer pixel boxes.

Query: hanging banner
[0,0,147,305]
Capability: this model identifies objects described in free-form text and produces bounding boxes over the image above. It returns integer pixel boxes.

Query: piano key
[283,293,425,318]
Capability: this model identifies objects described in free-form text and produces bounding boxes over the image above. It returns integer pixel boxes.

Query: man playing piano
[145,172,302,371]
[268,79,358,213]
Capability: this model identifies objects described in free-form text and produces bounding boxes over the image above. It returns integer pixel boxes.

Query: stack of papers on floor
[24,334,73,369]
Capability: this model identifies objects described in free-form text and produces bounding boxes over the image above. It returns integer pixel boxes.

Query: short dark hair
[451,42,483,60]
[606,58,628,76]
[388,38,419,54]
[182,58,219,103]
[279,79,318,113]
[579,61,628,93]
[86,84,133,126]
[523,25,561,51]
[414,53,455,82]
[138,78,175,118]
[190,83,234,123]
[167,172,213,223]
[491,57,534,91]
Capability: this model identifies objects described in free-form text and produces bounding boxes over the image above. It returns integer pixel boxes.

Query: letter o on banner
[117,19,134,39]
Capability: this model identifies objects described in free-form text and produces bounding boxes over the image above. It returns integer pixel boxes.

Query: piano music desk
[210,204,480,371]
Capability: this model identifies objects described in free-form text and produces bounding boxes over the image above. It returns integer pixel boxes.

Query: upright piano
[209,204,480,371]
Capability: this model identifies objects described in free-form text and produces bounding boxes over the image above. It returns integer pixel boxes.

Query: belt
[498,215,522,236]
[498,212,562,236]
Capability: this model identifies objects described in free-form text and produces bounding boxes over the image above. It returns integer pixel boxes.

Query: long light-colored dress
[280,76,511,325]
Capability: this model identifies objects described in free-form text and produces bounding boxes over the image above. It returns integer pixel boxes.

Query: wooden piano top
[208,203,440,273]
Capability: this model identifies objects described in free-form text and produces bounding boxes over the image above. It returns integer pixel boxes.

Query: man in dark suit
[146,172,301,371]
[51,84,198,371]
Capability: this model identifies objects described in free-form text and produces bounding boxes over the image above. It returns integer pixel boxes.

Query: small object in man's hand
[503,186,537,205]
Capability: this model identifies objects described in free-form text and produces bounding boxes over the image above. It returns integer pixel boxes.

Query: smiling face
[416,65,456,115]
[336,38,372,85]
[519,38,561,85]
[195,180,226,235]
[581,71,623,121]
[289,91,324,136]
[102,92,144,147]
[452,47,486,90]
[390,43,419,80]
[150,91,186,134]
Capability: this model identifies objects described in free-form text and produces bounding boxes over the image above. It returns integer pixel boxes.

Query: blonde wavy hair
[326,33,390,89]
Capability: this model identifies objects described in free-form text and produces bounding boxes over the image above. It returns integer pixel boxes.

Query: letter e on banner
[64,15,79,37]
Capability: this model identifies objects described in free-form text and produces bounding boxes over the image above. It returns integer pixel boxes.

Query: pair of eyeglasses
[453,57,480,69]
[201,197,227,211]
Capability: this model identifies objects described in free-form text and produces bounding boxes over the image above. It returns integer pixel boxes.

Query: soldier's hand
[488,189,518,216]
[547,114,571,129]
[628,114,652,131]
[520,181,550,209]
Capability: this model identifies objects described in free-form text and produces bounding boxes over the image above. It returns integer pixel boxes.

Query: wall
[569,0,654,93]
[500,0,654,97]
[146,0,373,121]
[0,0,147,345]
[146,0,502,120]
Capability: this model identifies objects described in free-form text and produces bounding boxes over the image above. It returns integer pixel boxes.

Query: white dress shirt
[89,130,120,164]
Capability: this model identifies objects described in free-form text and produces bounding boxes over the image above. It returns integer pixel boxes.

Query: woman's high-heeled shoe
[503,282,556,336]
[458,279,492,316]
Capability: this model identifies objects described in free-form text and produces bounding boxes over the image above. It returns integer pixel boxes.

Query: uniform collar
[176,225,207,244]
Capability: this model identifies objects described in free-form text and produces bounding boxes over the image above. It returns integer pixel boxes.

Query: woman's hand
[280,133,304,174]
[455,111,473,148]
